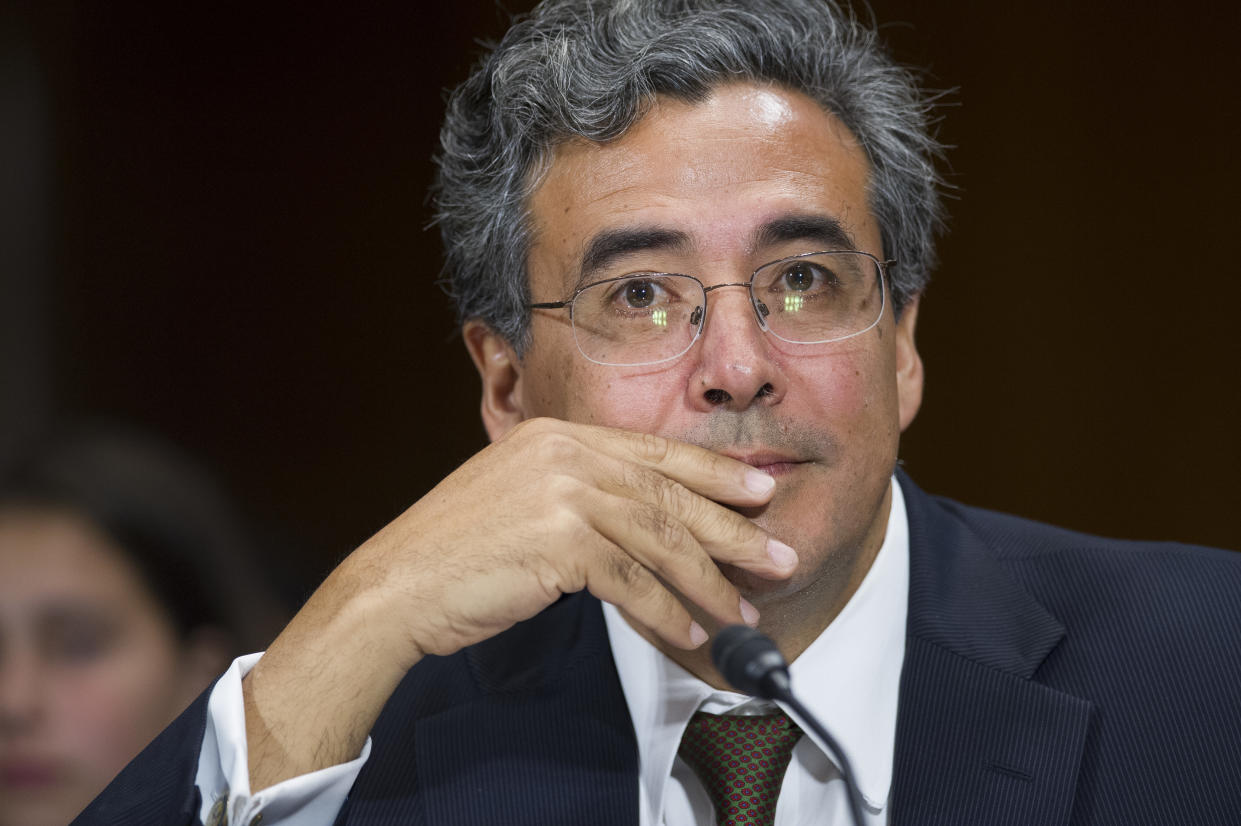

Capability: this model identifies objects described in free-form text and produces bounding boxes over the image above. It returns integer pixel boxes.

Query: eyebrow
[578,226,692,285]
[753,213,857,252]
[575,213,858,286]
[36,601,118,624]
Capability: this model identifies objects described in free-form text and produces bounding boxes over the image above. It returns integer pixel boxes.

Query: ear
[464,319,527,441]
[894,296,924,433]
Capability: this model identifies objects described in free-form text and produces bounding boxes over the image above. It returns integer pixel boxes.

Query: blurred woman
[0,427,288,826]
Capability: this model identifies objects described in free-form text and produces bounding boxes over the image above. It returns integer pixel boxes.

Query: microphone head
[710,625,792,700]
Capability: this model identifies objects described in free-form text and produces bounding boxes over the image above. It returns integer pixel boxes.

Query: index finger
[593,427,778,506]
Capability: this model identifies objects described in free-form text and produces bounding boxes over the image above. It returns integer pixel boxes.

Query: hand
[242,417,796,790]
[354,416,797,661]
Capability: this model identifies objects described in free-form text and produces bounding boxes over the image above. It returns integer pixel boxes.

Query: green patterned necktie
[678,710,804,826]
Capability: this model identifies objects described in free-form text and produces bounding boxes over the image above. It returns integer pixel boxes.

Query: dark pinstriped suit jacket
[75,473,1241,825]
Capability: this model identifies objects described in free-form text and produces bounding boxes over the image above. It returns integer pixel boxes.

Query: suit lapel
[890,474,1093,825]
[415,597,639,826]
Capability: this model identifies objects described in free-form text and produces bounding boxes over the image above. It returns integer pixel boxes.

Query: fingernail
[739,597,760,627]
[689,621,709,647]
[744,469,775,495]
[767,538,799,571]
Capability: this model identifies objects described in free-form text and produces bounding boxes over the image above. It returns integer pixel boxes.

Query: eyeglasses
[528,250,892,366]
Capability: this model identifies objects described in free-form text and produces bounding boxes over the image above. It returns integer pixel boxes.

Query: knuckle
[630,500,691,551]
[668,480,711,526]
[619,462,682,507]
[656,477,725,537]
[513,416,557,436]
[537,554,579,598]
[529,429,582,467]
[544,498,583,535]
[535,509,595,588]
[616,461,653,496]
[608,551,654,596]
[620,465,696,518]
[504,416,543,446]
[635,431,672,465]
[651,473,693,513]
[547,501,606,562]
[695,496,759,545]
[538,470,581,502]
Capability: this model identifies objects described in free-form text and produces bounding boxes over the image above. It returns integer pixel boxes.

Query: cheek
[839,313,902,408]
[519,330,590,419]
[522,343,689,429]
[782,345,902,537]
[54,637,186,789]
[797,344,894,427]
[570,368,695,432]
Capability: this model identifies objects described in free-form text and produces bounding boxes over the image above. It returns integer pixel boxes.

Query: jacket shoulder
[929,493,1241,627]
[933,488,1236,560]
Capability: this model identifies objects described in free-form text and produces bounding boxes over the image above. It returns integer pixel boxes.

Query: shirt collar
[604,475,910,821]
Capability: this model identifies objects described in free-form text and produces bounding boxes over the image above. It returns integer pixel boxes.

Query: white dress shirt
[604,476,909,825]
[195,478,908,826]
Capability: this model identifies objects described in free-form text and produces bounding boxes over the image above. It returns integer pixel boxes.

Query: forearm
[242,556,420,792]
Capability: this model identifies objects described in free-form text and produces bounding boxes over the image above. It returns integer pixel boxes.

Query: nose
[686,283,787,412]
[0,650,43,736]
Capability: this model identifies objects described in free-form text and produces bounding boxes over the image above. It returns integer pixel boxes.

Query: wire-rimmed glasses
[528,250,893,367]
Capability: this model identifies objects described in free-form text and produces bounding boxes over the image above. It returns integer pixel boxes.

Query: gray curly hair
[434,0,945,352]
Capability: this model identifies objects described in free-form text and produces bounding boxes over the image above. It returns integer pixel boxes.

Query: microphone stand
[711,625,867,826]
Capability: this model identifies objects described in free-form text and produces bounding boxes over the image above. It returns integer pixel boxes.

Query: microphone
[711,625,867,826]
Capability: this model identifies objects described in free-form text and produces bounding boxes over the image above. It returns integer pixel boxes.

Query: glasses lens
[752,252,884,344]
[570,274,703,365]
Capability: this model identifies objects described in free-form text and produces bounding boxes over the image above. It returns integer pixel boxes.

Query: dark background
[4,0,1238,595]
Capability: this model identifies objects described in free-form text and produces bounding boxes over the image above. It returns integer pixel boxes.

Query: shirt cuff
[195,652,372,826]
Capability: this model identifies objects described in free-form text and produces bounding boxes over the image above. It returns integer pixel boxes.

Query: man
[74,1,1241,824]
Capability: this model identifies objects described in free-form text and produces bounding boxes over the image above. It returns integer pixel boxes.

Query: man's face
[474,83,922,605]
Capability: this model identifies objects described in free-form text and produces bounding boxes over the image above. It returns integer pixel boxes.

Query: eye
[601,276,674,311]
[782,262,830,292]
[622,279,659,308]
[43,619,117,665]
